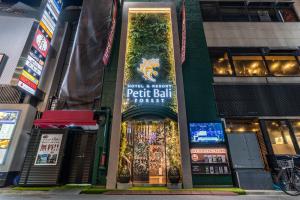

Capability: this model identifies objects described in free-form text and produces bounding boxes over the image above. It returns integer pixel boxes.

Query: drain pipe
[92,107,111,185]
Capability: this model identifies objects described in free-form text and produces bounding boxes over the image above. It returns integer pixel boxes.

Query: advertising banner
[59,0,113,109]
[0,110,19,164]
[190,148,231,175]
[17,0,62,95]
[35,134,63,166]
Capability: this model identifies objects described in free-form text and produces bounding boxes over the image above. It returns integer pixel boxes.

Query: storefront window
[290,120,300,148]
[266,121,296,155]
[211,52,232,76]
[265,56,300,76]
[232,56,268,76]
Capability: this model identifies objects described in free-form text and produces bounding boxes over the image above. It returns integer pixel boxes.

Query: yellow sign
[22,70,39,85]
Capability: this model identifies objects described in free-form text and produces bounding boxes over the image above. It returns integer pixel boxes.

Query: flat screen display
[189,122,225,144]
[0,110,19,164]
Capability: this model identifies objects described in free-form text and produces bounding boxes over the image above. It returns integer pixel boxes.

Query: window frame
[264,120,298,155]
[199,1,298,22]
[209,48,300,77]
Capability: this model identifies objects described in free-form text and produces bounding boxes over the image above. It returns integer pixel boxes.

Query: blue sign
[189,122,225,144]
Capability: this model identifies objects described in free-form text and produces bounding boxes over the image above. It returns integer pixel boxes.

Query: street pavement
[0,193,299,200]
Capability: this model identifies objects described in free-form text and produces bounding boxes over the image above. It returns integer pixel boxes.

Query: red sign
[102,0,117,66]
[19,75,37,90]
[32,28,50,58]
[181,0,186,64]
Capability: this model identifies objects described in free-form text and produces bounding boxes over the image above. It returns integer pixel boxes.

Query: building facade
[0,0,299,189]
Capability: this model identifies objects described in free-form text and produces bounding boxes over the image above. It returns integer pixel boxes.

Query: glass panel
[232,56,268,76]
[265,56,300,76]
[266,121,296,155]
[211,52,232,76]
[290,120,300,148]
[279,8,299,22]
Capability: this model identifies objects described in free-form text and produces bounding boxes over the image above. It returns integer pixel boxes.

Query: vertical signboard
[34,134,63,165]
[122,8,178,112]
[17,0,62,96]
[0,110,19,165]
[102,0,118,66]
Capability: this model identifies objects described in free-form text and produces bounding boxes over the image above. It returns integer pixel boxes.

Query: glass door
[132,121,167,185]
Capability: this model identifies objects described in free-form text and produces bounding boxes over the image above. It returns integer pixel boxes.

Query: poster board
[190,148,231,175]
[34,134,63,166]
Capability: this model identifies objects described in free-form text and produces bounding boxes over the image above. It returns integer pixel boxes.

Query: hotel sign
[124,58,175,106]
[122,8,177,112]
[17,0,62,96]
[125,84,172,104]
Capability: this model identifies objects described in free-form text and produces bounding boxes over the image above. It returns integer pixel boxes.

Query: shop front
[119,117,180,186]
[106,2,192,189]
[223,118,300,188]
[260,119,300,169]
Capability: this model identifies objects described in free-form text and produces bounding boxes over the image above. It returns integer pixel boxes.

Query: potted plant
[118,165,130,183]
[168,166,180,183]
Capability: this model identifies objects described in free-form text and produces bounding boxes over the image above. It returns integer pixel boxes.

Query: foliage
[166,120,182,174]
[123,11,177,111]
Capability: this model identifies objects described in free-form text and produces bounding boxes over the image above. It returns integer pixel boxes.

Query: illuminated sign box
[125,84,172,104]
[189,122,225,144]
[17,0,62,96]
[190,148,231,175]
[0,110,19,165]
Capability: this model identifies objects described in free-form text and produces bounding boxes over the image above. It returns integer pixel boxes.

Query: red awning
[34,110,97,129]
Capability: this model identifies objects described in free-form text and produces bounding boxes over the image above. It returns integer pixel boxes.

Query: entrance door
[65,131,96,184]
[132,121,167,185]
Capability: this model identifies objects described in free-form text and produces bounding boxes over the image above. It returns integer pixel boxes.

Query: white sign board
[35,134,63,166]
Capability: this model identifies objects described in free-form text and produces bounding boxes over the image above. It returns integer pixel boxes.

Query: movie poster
[35,134,63,165]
